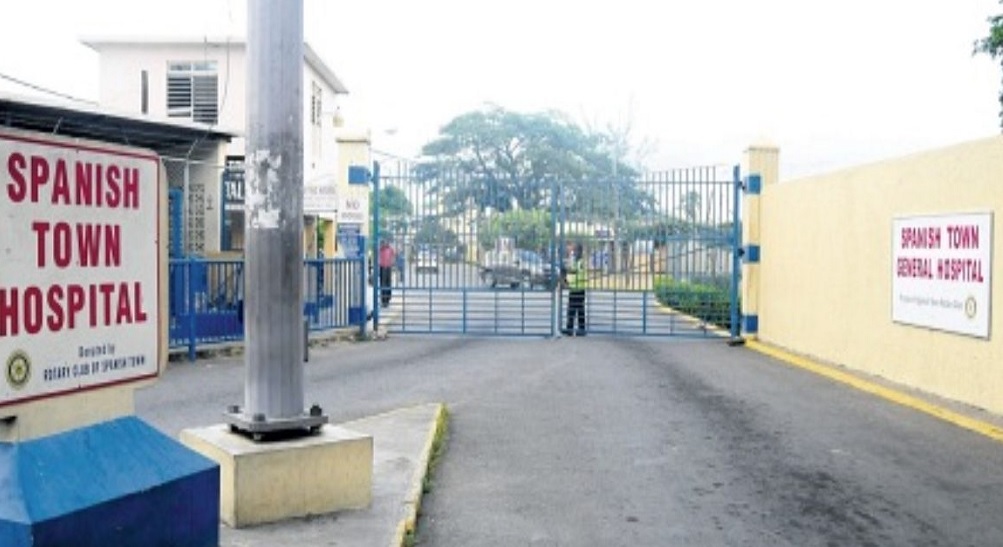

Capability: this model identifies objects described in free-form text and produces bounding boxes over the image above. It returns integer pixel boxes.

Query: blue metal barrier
[169,257,366,360]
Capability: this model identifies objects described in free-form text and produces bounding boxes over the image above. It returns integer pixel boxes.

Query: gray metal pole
[227,0,325,436]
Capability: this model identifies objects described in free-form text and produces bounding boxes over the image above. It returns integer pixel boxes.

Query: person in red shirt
[378,240,396,307]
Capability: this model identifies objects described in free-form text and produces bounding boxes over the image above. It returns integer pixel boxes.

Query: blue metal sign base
[0,417,219,547]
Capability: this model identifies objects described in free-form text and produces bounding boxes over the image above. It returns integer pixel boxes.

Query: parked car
[414,248,439,274]
[441,245,464,263]
[481,249,557,289]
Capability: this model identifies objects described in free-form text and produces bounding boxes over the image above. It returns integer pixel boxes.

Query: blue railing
[169,257,367,360]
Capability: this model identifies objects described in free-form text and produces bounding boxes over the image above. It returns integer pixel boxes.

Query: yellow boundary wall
[750,136,1003,415]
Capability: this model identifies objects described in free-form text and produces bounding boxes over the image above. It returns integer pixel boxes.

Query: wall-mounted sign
[222,159,245,212]
[0,129,161,406]
[892,212,993,338]
[337,223,363,259]
[347,165,370,185]
[304,173,337,214]
[339,192,369,225]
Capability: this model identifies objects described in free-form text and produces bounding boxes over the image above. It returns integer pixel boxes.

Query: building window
[141,70,148,114]
[167,61,219,125]
[310,82,323,127]
[310,82,323,161]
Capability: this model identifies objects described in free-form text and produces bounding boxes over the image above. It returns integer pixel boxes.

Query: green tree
[414,218,458,248]
[377,185,413,217]
[371,185,412,239]
[417,106,652,217]
[680,191,702,224]
[975,4,1003,128]
[478,209,552,252]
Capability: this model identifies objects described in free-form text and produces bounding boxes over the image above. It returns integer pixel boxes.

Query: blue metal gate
[374,160,742,338]
[169,257,366,359]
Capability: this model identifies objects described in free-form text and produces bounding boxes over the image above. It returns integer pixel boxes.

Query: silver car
[481,249,556,289]
[414,248,439,274]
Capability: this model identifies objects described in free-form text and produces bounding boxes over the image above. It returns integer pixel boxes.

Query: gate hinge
[743,174,762,195]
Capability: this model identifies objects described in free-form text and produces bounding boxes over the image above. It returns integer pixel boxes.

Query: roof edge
[81,35,348,95]
[0,91,240,138]
[304,43,349,94]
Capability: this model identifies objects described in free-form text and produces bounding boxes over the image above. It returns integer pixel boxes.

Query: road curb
[745,339,1003,444]
[168,327,363,362]
[391,403,448,547]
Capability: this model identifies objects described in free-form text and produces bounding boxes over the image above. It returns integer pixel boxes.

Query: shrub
[653,275,736,330]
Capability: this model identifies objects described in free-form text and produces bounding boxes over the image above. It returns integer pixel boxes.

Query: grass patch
[423,405,450,494]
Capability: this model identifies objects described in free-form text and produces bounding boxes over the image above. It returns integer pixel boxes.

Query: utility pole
[226,0,326,437]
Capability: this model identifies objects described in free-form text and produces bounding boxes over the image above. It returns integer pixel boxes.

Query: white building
[82,36,349,255]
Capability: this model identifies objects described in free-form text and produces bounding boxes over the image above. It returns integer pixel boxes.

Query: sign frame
[0,128,164,408]
[338,191,369,225]
[304,173,338,214]
[891,211,993,339]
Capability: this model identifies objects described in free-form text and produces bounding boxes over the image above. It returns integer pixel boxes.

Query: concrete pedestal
[180,424,373,528]
[0,417,219,547]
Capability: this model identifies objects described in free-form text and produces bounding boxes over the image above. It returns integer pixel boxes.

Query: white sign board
[304,173,337,214]
[892,212,993,338]
[0,130,161,407]
[338,192,369,225]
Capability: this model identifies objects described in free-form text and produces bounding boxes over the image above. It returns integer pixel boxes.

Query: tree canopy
[371,185,412,239]
[416,106,652,217]
[975,4,1003,128]
[478,209,551,253]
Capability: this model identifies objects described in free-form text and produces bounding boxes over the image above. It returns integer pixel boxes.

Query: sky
[1,0,1001,179]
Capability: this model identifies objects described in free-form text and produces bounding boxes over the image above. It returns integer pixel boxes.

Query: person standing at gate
[564,243,587,336]
[378,240,396,307]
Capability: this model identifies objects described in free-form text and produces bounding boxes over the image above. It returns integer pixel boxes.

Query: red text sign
[0,129,160,406]
[892,212,993,338]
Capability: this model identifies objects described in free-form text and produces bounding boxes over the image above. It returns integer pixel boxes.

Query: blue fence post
[642,291,649,335]
[187,257,197,361]
[555,179,569,337]
[462,290,468,334]
[549,178,559,338]
[730,165,742,340]
[371,161,381,331]
[358,235,367,337]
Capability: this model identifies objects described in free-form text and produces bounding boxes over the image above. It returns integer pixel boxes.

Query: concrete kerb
[390,403,448,547]
[167,326,378,363]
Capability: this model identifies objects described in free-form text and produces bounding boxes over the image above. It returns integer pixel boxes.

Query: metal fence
[374,158,741,338]
[169,257,367,360]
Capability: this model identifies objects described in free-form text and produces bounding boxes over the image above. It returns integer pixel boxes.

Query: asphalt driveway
[138,336,1003,546]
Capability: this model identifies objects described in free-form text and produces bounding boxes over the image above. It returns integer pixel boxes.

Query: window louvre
[167,76,192,118]
[310,82,322,127]
[166,61,218,125]
[192,75,218,124]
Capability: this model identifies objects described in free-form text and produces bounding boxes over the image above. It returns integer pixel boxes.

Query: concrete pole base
[180,423,373,528]
[222,404,328,441]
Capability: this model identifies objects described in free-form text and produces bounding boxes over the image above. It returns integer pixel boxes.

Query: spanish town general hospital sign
[0,129,161,407]
[893,212,993,338]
